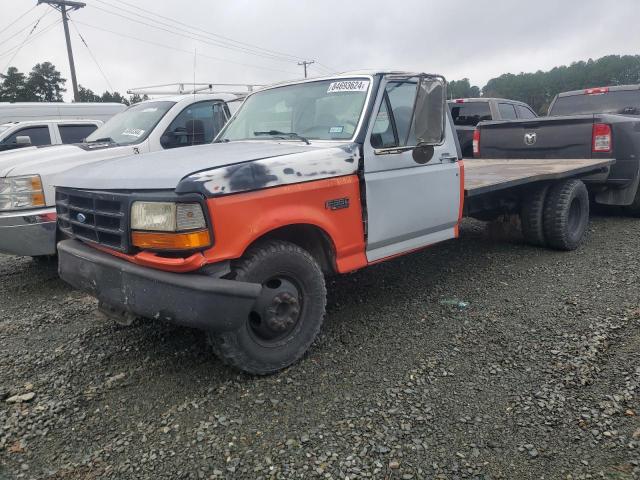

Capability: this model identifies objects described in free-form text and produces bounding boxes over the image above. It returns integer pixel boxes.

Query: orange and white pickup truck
[54,71,613,374]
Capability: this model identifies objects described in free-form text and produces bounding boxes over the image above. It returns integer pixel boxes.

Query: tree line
[3,54,640,114]
[0,62,147,105]
[449,54,640,114]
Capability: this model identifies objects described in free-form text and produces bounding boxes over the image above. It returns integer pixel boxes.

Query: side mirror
[413,76,446,145]
[411,76,446,164]
[15,136,32,146]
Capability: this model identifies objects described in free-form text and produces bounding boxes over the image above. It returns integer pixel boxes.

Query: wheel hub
[249,276,302,342]
[265,292,300,332]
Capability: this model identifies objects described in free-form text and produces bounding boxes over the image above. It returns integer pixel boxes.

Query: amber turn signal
[131,229,211,250]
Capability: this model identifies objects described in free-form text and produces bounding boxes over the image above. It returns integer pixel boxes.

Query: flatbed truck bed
[464,158,615,197]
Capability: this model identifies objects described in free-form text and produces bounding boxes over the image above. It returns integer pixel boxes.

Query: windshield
[218,78,370,142]
[448,102,492,126]
[85,101,175,144]
[550,90,640,116]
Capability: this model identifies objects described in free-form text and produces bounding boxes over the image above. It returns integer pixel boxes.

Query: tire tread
[209,240,326,375]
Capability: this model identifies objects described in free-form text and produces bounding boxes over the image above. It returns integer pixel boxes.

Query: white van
[0,119,103,152]
[0,102,127,124]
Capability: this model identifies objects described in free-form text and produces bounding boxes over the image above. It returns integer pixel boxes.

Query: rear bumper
[0,207,57,256]
[58,239,262,332]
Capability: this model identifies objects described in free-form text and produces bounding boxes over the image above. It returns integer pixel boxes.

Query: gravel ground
[1,214,639,480]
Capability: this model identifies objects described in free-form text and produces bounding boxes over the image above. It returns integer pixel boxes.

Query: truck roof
[558,84,640,97]
[0,119,101,128]
[0,102,124,108]
[145,92,242,103]
[251,70,435,94]
[448,97,532,106]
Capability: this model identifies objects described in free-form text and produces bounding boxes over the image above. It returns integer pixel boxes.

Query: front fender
[203,175,367,273]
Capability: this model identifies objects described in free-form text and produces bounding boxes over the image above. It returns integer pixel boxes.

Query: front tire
[209,240,327,375]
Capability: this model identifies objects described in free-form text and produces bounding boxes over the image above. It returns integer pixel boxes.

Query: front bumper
[0,207,57,256]
[58,239,262,332]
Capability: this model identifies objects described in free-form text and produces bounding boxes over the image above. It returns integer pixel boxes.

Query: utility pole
[37,0,86,102]
[298,60,315,79]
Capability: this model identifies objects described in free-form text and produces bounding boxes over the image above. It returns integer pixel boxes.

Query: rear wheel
[521,184,549,247]
[543,179,589,251]
[209,240,327,375]
[626,186,640,217]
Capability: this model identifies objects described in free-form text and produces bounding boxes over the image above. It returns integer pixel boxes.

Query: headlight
[0,175,45,211]
[131,202,206,231]
[130,201,210,251]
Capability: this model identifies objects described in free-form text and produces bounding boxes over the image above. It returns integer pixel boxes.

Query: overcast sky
[1,0,639,101]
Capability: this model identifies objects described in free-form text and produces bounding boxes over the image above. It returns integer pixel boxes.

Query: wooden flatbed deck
[464,158,615,197]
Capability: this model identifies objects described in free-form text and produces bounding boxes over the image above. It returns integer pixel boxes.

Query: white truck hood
[0,143,138,206]
[54,141,354,191]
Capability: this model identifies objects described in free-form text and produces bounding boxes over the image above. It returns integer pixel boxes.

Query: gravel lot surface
[1,214,639,480]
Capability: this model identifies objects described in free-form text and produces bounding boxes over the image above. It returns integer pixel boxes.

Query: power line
[68,19,113,92]
[0,17,60,60]
[0,8,52,47]
[314,62,338,74]
[73,20,300,76]
[0,18,60,60]
[0,5,39,38]
[88,2,301,65]
[1,13,58,73]
[107,0,305,63]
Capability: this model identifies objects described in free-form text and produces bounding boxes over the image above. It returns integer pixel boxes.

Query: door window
[59,124,99,143]
[515,105,537,119]
[498,103,517,120]
[449,102,492,126]
[370,81,418,149]
[370,96,396,148]
[4,126,51,146]
[161,101,227,149]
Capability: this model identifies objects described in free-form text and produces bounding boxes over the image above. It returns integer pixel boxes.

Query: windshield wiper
[87,137,116,144]
[254,130,310,145]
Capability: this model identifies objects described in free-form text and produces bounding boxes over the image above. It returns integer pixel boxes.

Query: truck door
[363,76,462,262]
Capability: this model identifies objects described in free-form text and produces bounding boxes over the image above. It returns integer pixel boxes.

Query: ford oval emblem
[76,213,87,224]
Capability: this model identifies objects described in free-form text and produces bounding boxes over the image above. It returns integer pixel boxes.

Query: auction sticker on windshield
[122,128,145,138]
[327,80,369,93]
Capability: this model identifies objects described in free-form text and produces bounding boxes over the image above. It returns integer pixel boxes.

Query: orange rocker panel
[98,175,368,274]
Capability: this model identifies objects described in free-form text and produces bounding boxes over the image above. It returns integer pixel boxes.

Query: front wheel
[209,240,327,375]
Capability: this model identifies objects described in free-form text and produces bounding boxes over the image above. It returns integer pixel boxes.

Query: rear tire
[543,179,589,251]
[209,240,327,375]
[626,186,640,217]
[521,184,549,247]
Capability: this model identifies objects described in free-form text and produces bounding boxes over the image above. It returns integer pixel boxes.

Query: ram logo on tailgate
[524,132,537,146]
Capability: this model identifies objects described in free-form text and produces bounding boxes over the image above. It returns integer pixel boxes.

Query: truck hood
[0,143,123,178]
[54,141,357,191]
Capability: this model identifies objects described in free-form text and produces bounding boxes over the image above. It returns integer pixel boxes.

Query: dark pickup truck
[448,98,537,157]
[475,84,640,213]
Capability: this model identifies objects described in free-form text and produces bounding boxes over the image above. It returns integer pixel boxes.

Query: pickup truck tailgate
[480,116,595,159]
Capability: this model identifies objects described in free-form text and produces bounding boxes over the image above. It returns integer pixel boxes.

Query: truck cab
[0,119,103,152]
[0,93,239,258]
[448,98,537,157]
[55,71,463,374]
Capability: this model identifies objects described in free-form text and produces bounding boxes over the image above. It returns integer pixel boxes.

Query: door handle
[440,156,458,163]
